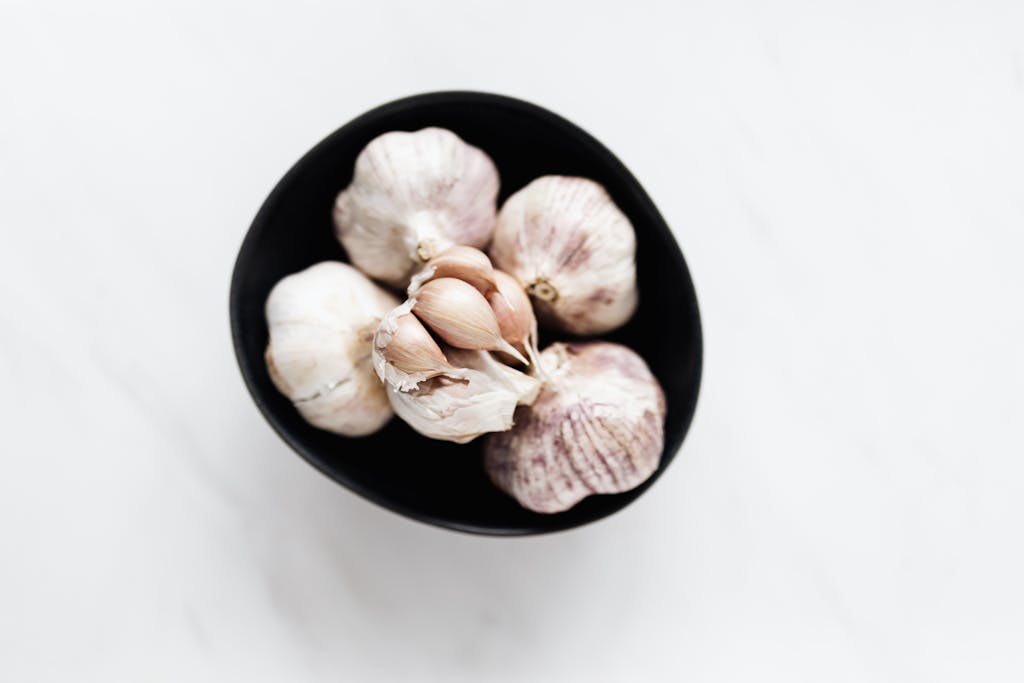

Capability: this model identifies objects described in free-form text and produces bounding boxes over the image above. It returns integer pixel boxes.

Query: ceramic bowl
[229,91,702,535]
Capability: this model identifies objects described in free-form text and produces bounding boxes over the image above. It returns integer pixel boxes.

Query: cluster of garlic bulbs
[263,127,666,513]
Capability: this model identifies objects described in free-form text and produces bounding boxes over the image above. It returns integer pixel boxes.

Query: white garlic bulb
[489,176,638,335]
[333,127,500,288]
[265,261,400,436]
[485,341,665,513]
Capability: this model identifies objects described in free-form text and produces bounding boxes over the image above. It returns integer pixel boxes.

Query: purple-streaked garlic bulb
[489,176,638,335]
[333,128,500,288]
[265,262,400,436]
[485,341,665,513]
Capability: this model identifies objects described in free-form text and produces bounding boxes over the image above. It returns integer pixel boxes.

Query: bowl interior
[230,92,702,535]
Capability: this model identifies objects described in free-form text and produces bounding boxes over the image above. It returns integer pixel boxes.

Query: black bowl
[230,91,702,535]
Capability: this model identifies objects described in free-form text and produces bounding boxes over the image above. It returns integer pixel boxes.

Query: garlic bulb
[333,128,500,288]
[372,297,541,444]
[405,246,540,366]
[489,176,638,335]
[265,261,400,436]
[484,341,665,513]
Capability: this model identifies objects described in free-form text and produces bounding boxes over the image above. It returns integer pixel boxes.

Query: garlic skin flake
[265,262,400,436]
[489,176,638,335]
[484,341,665,513]
[333,128,500,288]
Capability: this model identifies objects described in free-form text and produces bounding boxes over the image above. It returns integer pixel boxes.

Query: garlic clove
[265,262,400,436]
[485,268,544,374]
[484,341,666,513]
[373,299,449,392]
[489,176,638,335]
[412,277,529,365]
[488,270,542,368]
[408,245,498,297]
[333,128,500,288]
[381,313,451,376]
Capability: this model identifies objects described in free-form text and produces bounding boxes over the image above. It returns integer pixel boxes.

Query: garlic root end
[528,278,558,302]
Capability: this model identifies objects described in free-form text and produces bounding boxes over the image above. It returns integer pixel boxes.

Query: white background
[2,1,1023,681]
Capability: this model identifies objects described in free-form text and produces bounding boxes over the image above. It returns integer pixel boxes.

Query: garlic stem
[407,212,452,264]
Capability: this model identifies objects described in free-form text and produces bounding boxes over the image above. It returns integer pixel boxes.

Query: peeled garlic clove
[265,262,400,436]
[408,245,498,297]
[333,128,500,288]
[484,341,666,513]
[489,176,638,335]
[412,277,529,365]
[386,347,541,444]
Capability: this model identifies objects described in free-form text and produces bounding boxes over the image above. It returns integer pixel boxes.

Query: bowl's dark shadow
[230,91,702,535]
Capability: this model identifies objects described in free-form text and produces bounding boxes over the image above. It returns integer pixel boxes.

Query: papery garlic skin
[265,262,400,436]
[386,347,541,444]
[484,341,665,513]
[489,176,638,335]
[334,128,500,288]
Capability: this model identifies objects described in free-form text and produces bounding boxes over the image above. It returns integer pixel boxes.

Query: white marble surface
[3,1,1023,680]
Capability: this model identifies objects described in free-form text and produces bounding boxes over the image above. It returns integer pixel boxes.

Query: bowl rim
[229,90,703,536]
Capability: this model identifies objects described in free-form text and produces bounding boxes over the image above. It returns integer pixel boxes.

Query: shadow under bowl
[230,91,702,535]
